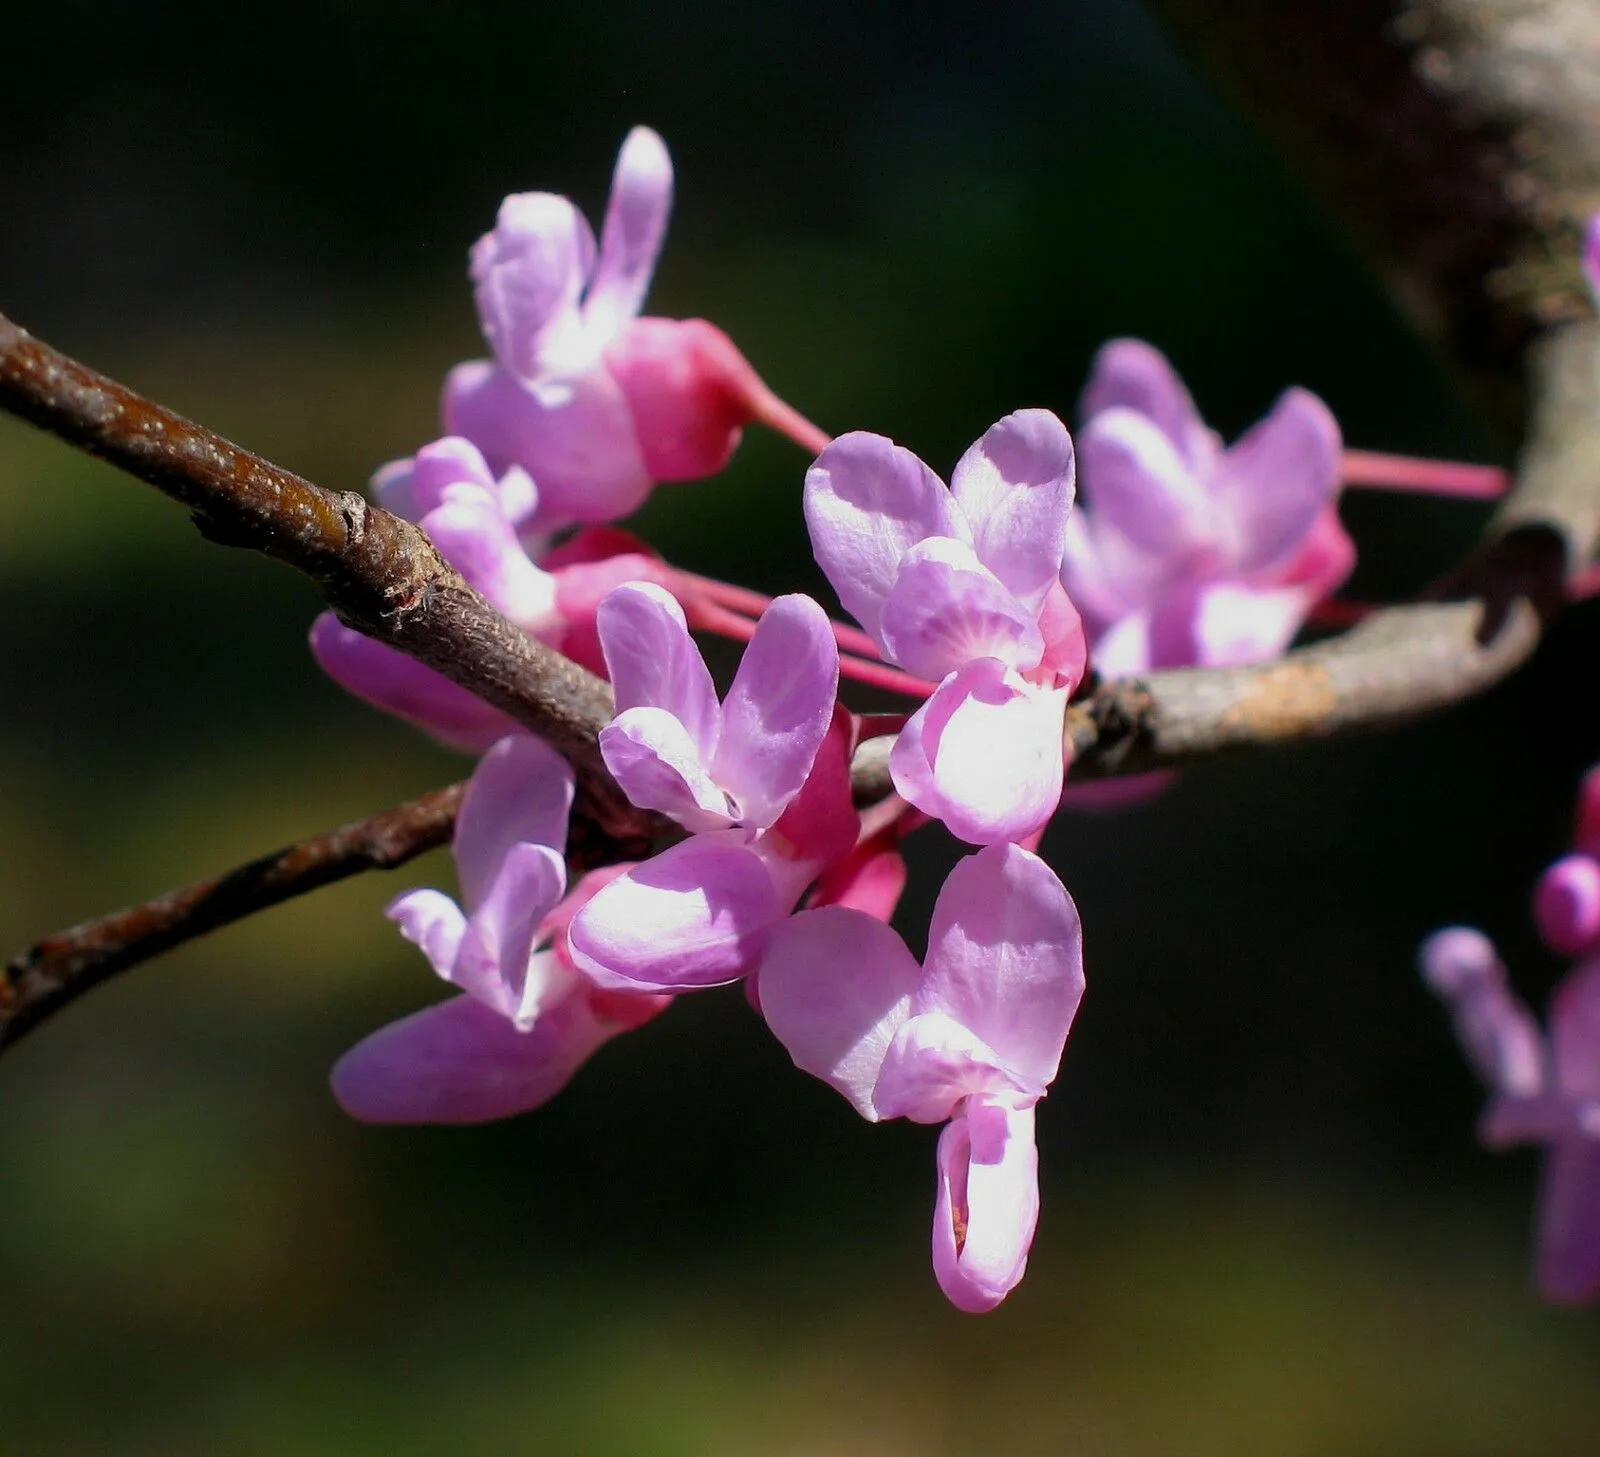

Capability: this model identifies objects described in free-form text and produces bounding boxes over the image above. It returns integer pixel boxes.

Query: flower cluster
[1422,763,1600,1304]
[317,126,1388,1312]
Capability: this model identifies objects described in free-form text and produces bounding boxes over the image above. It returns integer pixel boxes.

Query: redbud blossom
[1062,339,1353,674]
[805,411,1086,845]
[761,843,1085,1311]
[331,735,668,1124]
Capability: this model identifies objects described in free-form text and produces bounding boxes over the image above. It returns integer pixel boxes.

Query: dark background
[3,3,1598,1452]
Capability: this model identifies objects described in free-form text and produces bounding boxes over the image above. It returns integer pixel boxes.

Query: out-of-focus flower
[1583,216,1600,305]
[761,843,1084,1311]
[1534,763,1600,957]
[1062,339,1352,675]
[331,735,667,1123]
[805,411,1086,844]
[445,126,824,533]
[1421,926,1600,1303]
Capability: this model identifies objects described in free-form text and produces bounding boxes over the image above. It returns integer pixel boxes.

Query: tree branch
[0,783,466,1052]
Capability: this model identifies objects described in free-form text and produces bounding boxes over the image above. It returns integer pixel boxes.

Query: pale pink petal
[877,538,1044,680]
[308,613,517,752]
[1077,407,1214,560]
[419,496,557,628]
[1211,388,1341,574]
[330,990,613,1126]
[1534,1137,1600,1303]
[804,432,966,643]
[584,127,674,342]
[758,906,922,1120]
[567,836,788,991]
[386,889,468,981]
[932,1100,1040,1313]
[1078,338,1213,471]
[1034,582,1090,689]
[890,663,1066,846]
[453,733,575,909]
[1419,927,1546,1098]
[470,192,597,380]
[769,705,860,866]
[1551,958,1600,1098]
[1261,503,1355,601]
[948,410,1076,615]
[874,1010,1028,1123]
[1535,855,1600,958]
[713,594,839,829]
[597,582,720,755]
[1085,610,1152,677]
[600,708,733,833]
[454,843,569,1020]
[1188,582,1310,667]
[541,864,637,977]
[406,437,499,515]
[920,844,1085,1087]
[441,360,651,531]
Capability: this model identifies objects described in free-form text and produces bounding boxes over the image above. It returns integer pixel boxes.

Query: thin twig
[0,784,466,1052]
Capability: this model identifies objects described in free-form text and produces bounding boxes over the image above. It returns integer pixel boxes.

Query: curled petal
[600,708,734,833]
[948,410,1076,615]
[919,843,1085,1088]
[932,1100,1040,1313]
[419,496,557,629]
[1077,408,1214,560]
[584,126,674,342]
[1211,388,1341,574]
[309,614,516,752]
[1078,338,1214,472]
[878,538,1044,680]
[386,889,468,982]
[454,734,575,909]
[597,582,720,756]
[713,594,839,829]
[455,845,570,1021]
[441,360,651,531]
[1534,855,1600,958]
[330,990,613,1126]
[1535,1138,1600,1304]
[567,836,789,991]
[1419,927,1546,1098]
[1552,958,1600,1099]
[471,193,597,380]
[875,1010,1027,1124]
[804,432,965,643]
[890,662,1066,846]
[759,906,922,1120]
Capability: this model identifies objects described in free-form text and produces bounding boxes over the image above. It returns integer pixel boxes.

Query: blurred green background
[3,2,1600,1452]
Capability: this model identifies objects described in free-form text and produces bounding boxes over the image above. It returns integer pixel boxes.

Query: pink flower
[567,585,853,993]
[444,127,816,532]
[760,843,1085,1311]
[1421,927,1600,1303]
[805,411,1086,845]
[330,734,668,1124]
[1062,339,1353,675]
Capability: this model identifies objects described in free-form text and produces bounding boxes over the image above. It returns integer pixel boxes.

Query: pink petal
[600,707,734,833]
[807,836,907,923]
[1078,338,1214,472]
[890,662,1066,846]
[407,437,499,515]
[770,705,860,866]
[1187,582,1311,667]
[454,843,570,1020]
[948,410,1076,615]
[330,990,613,1126]
[932,1100,1040,1313]
[386,888,468,981]
[878,538,1044,681]
[874,1011,1027,1123]
[419,495,557,629]
[470,192,597,380]
[566,836,788,991]
[597,582,721,757]
[1534,1137,1600,1304]
[1259,503,1355,601]
[453,733,575,909]
[1534,855,1600,958]
[441,360,651,531]
[920,844,1085,1088]
[758,906,922,1120]
[1551,958,1600,1099]
[549,550,673,679]
[308,613,517,752]
[712,595,839,828]
[1419,927,1546,1098]
[1573,763,1600,860]
[584,127,674,343]
[1077,407,1214,560]
[1035,582,1089,690]
[1211,388,1341,574]
[804,432,966,644]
